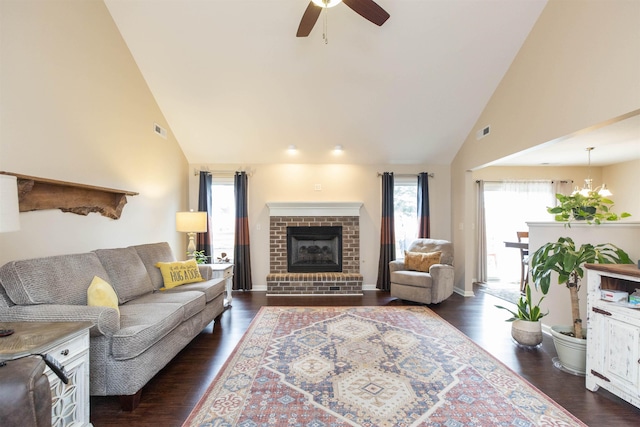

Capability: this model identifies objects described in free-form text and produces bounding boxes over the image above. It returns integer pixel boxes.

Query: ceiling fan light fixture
[311,0,342,8]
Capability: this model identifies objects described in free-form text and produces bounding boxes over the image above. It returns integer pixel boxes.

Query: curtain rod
[193,168,252,177]
[377,172,434,178]
[475,179,572,183]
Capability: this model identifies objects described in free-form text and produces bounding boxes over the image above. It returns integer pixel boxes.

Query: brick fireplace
[266,202,363,295]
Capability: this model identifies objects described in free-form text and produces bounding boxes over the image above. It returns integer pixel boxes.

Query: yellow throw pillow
[404,251,442,272]
[155,259,204,289]
[87,276,120,314]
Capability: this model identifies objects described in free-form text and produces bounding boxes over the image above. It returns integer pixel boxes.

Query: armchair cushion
[404,250,441,272]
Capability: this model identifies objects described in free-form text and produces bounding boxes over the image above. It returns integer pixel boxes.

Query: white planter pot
[550,325,587,375]
[511,319,543,347]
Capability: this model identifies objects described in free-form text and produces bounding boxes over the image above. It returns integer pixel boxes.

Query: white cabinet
[586,264,640,409]
[0,321,92,426]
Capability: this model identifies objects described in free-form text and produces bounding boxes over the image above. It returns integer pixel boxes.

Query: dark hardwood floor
[90,287,640,426]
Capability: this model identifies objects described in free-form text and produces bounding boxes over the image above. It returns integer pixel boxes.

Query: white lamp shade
[0,174,20,233]
[176,211,208,233]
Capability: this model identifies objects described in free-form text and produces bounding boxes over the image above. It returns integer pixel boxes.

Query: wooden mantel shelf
[0,171,138,220]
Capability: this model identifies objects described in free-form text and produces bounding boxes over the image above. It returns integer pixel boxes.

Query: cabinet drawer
[46,331,89,364]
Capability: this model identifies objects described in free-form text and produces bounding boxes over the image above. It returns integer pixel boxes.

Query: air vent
[154,123,167,139]
[476,125,490,140]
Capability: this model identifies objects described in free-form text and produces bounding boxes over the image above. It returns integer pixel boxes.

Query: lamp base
[187,232,197,259]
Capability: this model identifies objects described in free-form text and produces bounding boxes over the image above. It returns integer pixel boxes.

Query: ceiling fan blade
[296,2,322,37]
[343,0,390,26]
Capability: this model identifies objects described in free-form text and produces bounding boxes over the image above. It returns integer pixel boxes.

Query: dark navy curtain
[196,171,213,260]
[417,172,431,238]
[376,172,395,291]
[233,171,253,290]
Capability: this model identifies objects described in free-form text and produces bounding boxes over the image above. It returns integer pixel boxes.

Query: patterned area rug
[183,307,585,426]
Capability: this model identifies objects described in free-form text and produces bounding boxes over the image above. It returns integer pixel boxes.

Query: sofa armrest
[429,264,455,303]
[0,304,120,337]
[389,259,406,273]
[198,264,213,280]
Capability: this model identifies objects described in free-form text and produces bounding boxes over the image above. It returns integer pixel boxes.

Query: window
[483,181,554,282]
[211,176,235,261]
[394,177,418,256]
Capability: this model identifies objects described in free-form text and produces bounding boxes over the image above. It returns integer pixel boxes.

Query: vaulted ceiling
[105,0,550,165]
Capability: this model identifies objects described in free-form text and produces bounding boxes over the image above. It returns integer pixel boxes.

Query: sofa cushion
[126,290,205,321]
[94,248,154,304]
[155,260,204,289]
[390,270,433,289]
[112,302,184,360]
[162,278,225,303]
[404,250,441,272]
[87,276,120,315]
[0,253,109,305]
[132,242,176,290]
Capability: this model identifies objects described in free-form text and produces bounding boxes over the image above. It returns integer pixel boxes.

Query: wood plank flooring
[90,287,640,426]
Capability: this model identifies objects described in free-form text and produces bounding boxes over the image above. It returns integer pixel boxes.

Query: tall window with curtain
[482,180,555,284]
[417,172,430,238]
[476,180,487,284]
[233,171,252,290]
[196,171,213,260]
[376,172,395,291]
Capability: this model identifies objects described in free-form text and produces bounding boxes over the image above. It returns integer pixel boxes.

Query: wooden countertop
[585,263,640,278]
[0,321,92,360]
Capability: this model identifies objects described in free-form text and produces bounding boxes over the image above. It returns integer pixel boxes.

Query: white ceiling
[105,0,555,166]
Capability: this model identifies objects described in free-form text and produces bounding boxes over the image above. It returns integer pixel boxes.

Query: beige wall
[188,163,452,289]
[0,0,189,265]
[452,0,640,294]
[603,159,640,216]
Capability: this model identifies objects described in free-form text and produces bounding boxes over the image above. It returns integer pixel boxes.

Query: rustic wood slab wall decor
[0,172,138,220]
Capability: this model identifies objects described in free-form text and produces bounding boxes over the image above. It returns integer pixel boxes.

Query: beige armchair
[389,239,455,304]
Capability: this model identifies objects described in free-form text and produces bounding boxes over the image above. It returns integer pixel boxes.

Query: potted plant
[496,282,548,347]
[530,236,632,374]
[547,191,631,225]
[191,250,211,264]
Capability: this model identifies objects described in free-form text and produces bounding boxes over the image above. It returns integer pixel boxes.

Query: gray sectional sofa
[0,242,225,410]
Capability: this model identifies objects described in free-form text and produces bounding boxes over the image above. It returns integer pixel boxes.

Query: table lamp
[0,174,20,233]
[176,211,207,258]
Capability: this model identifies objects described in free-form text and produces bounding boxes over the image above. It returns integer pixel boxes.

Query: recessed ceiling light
[287,145,297,154]
[333,145,343,154]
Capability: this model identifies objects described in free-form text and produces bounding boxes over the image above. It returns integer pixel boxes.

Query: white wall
[0,0,189,265]
[188,163,452,289]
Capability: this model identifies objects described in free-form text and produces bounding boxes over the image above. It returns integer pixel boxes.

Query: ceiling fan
[296,0,390,37]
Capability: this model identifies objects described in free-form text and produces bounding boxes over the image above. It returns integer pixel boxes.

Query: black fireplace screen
[287,226,342,273]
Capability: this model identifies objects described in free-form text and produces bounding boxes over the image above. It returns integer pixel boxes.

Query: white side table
[208,263,234,307]
[0,321,93,427]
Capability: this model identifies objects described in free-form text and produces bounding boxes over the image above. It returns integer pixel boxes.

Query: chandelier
[573,147,612,197]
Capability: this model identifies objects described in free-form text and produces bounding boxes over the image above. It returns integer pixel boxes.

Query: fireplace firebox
[287,226,342,273]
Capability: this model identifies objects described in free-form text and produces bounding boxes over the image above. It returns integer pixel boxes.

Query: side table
[208,263,234,307]
[0,321,93,427]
